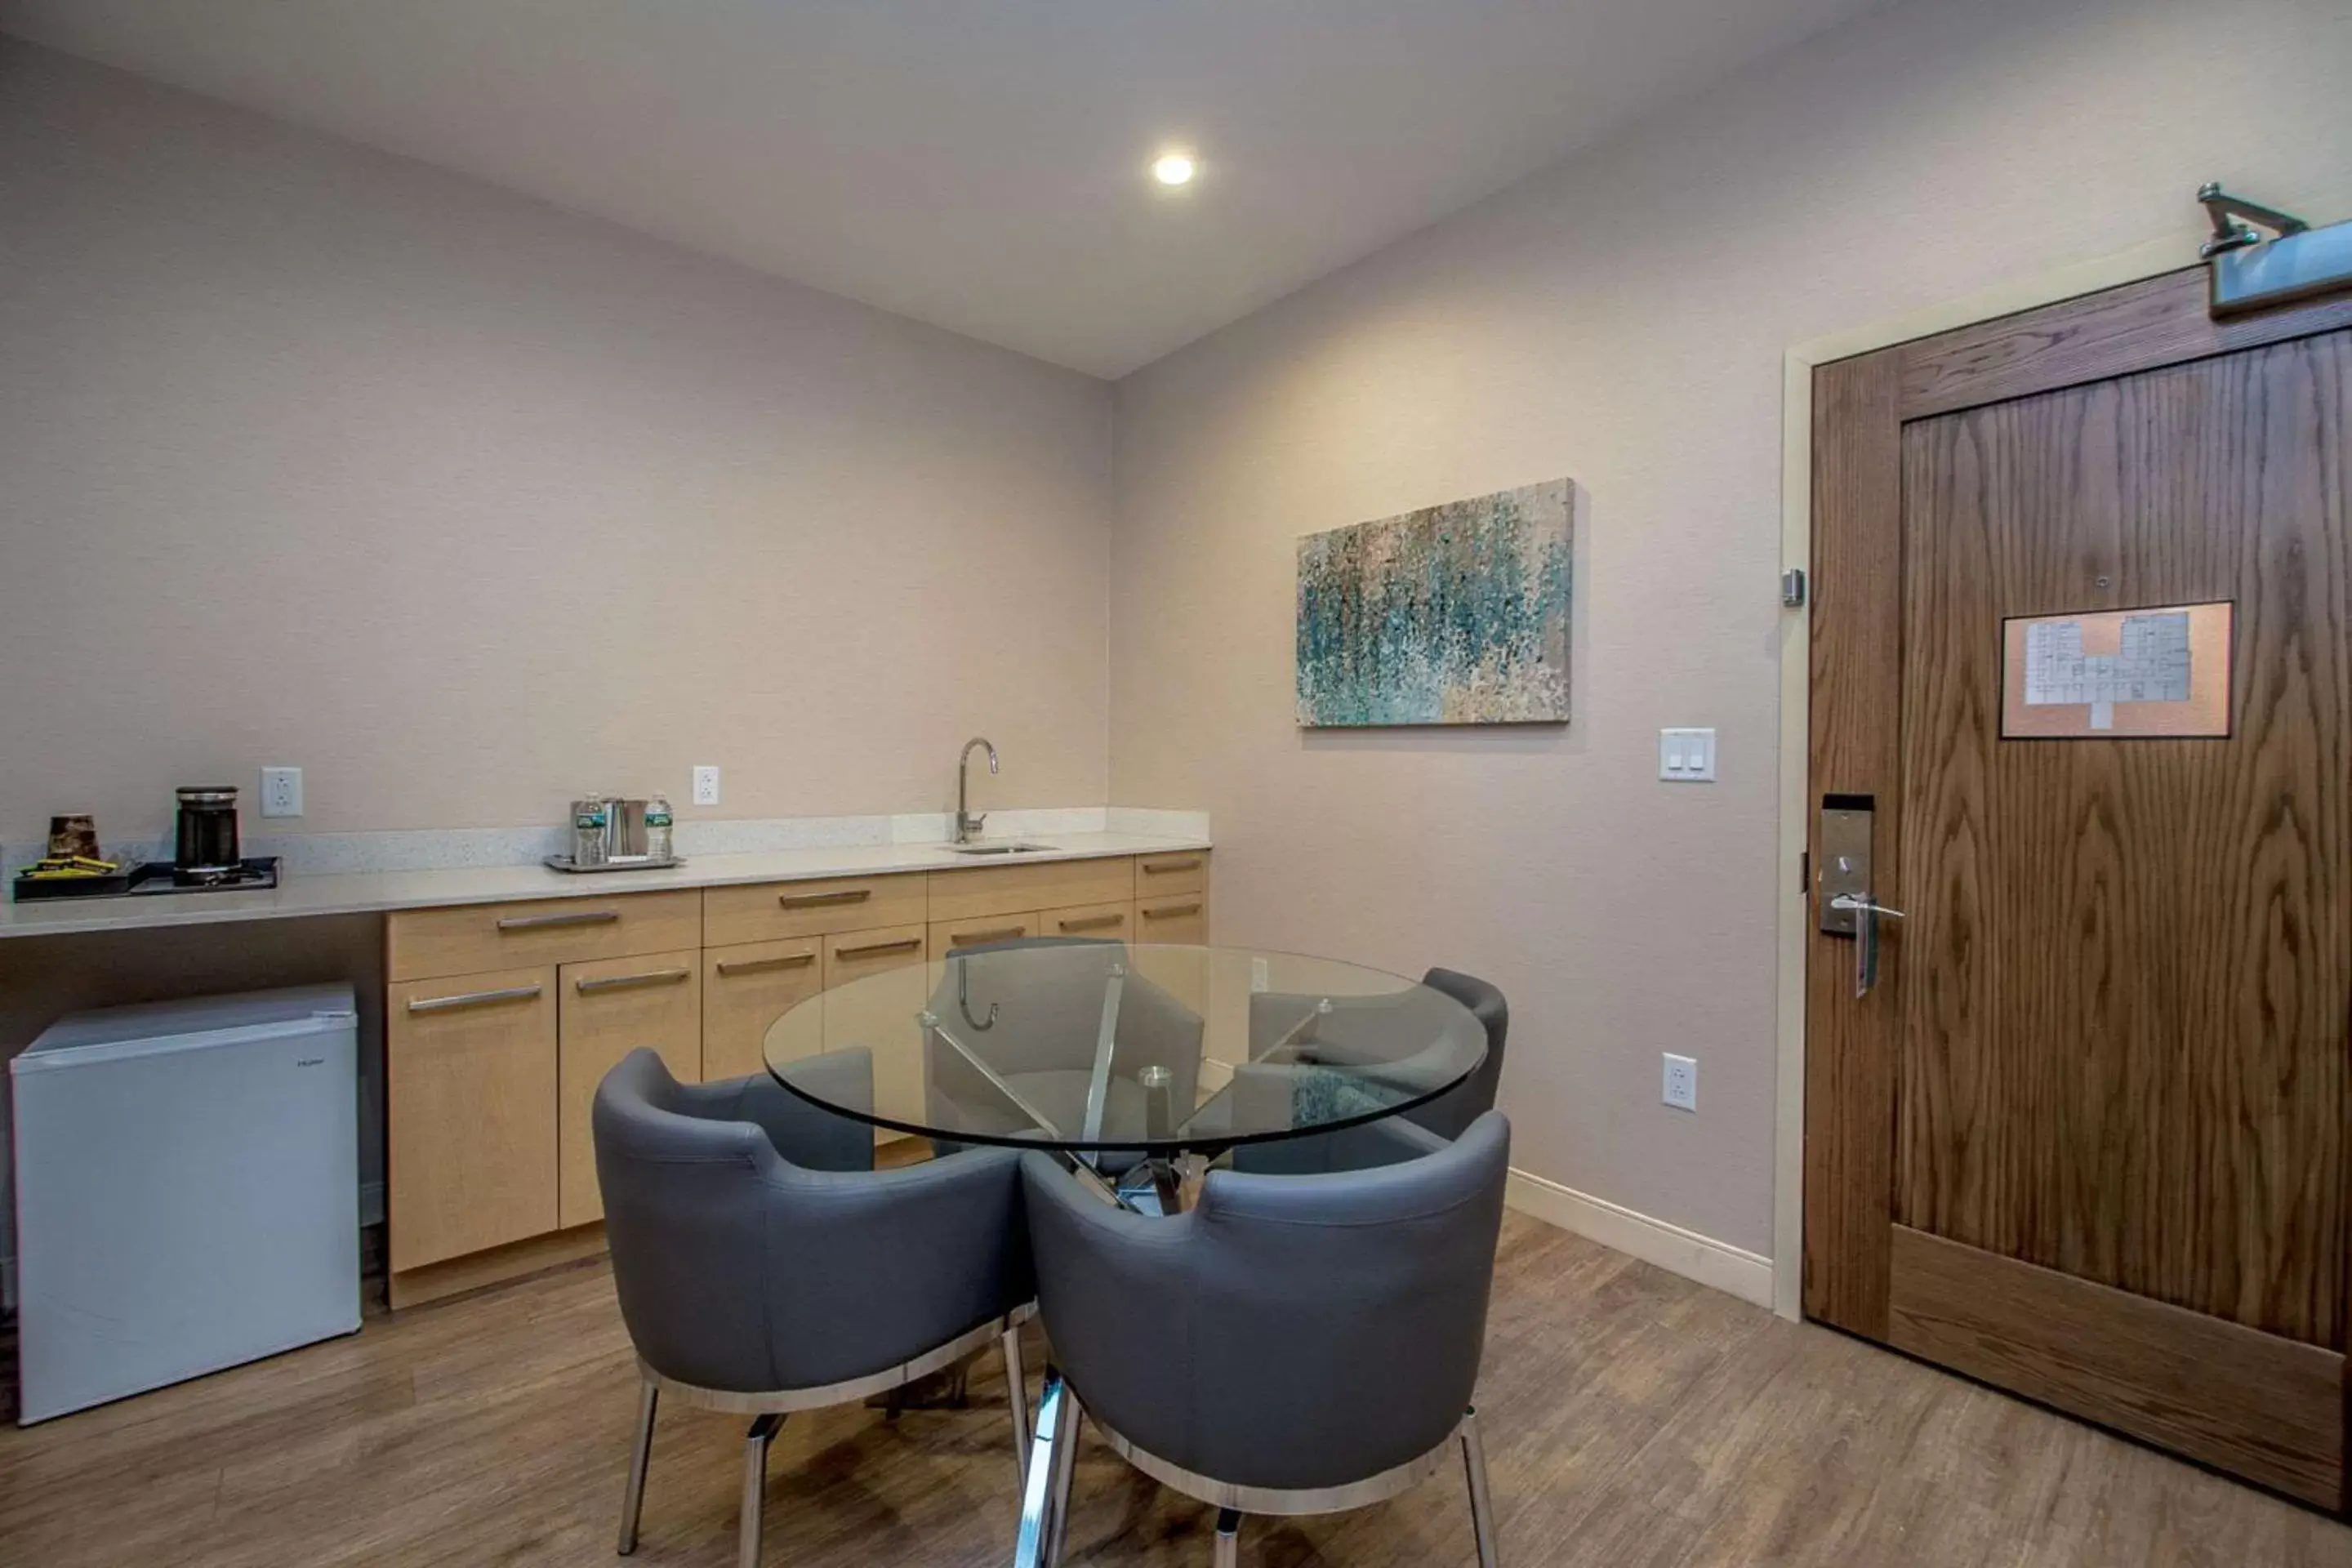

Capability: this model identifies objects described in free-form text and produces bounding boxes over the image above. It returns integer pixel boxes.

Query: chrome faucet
[956,737,999,844]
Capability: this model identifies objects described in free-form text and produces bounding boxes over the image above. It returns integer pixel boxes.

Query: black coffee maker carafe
[173,786,243,877]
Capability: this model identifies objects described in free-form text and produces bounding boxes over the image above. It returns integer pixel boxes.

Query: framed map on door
[1999,600,2233,738]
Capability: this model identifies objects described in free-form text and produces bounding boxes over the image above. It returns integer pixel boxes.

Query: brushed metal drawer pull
[1059,914,1125,932]
[835,937,922,960]
[949,927,1027,947]
[777,889,872,910]
[1141,903,1202,920]
[1141,858,1202,875]
[407,983,543,1014]
[497,910,621,932]
[715,953,817,977]
[575,968,692,995]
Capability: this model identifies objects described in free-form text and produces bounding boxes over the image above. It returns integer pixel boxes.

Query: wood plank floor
[4,1212,2350,1566]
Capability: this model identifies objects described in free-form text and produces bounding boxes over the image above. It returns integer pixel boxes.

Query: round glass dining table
[763,939,1485,1209]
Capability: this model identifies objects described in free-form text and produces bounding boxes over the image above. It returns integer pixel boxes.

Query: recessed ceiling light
[1152,153,1196,187]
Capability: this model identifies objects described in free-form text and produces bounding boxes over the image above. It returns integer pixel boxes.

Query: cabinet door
[1135,893,1207,946]
[558,947,702,1227]
[703,937,823,1084]
[822,925,930,1140]
[1037,900,1136,942]
[388,966,558,1272]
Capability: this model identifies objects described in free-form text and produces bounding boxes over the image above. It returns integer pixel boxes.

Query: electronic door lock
[1817,794,1875,938]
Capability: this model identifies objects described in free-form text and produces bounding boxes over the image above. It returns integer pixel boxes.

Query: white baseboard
[1505,1168,1774,1310]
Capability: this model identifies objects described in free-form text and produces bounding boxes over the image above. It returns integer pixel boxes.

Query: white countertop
[0,831,1210,941]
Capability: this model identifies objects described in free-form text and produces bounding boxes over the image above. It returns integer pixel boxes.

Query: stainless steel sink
[945,841,1057,857]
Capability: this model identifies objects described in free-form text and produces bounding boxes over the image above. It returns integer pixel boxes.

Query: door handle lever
[1829,894,1904,921]
[1830,893,1903,998]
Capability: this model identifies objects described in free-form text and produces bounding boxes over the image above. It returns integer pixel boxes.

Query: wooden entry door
[1805,268,2352,1508]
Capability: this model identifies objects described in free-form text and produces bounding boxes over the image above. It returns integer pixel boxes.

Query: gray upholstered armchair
[926,935,1205,1155]
[1233,967,1508,1176]
[594,1048,1036,1567]
[1018,1110,1511,1566]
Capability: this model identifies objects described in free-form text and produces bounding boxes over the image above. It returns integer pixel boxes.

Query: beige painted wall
[0,43,1113,849]
[1107,0,2352,1254]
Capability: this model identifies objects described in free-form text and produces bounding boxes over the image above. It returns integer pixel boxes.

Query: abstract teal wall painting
[1296,479,1573,727]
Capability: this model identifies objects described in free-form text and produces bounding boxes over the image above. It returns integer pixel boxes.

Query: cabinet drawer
[558,948,702,1228]
[929,911,1039,953]
[703,938,824,1083]
[1039,900,1136,941]
[1136,893,1208,946]
[822,924,930,988]
[388,965,559,1272]
[388,890,701,982]
[703,873,928,947]
[927,857,1134,923]
[1134,852,1209,897]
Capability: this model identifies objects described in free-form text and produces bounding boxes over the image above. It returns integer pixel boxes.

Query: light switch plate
[1662,1053,1699,1111]
[692,765,721,807]
[1659,728,1717,782]
[259,766,303,818]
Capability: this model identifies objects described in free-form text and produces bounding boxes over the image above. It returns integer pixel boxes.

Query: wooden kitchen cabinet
[387,965,559,1275]
[384,849,1205,1304]
[702,937,824,1082]
[556,948,702,1227]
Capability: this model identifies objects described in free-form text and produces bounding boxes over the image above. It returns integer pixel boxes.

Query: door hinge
[1780,568,1807,608]
[1797,849,1810,895]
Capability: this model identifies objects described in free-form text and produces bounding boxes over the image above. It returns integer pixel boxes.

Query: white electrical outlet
[259,766,304,818]
[1662,1053,1699,1111]
[1250,957,1270,993]
[692,765,721,807]
[1659,728,1717,782]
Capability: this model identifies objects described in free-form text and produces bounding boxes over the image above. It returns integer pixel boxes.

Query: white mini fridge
[11,983,362,1423]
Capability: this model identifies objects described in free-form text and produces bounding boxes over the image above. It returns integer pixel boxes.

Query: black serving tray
[12,861,145,901]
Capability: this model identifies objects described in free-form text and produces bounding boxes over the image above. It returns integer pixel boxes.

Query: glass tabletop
[762,940,1486,1155]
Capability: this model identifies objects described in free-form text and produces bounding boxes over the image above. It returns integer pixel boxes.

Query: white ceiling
[0,0,1882,377]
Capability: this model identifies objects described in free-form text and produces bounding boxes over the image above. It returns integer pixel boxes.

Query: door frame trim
[1770,213,2350,1321]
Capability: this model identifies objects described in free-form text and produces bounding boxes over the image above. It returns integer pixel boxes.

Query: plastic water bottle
[645,795,674,862]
